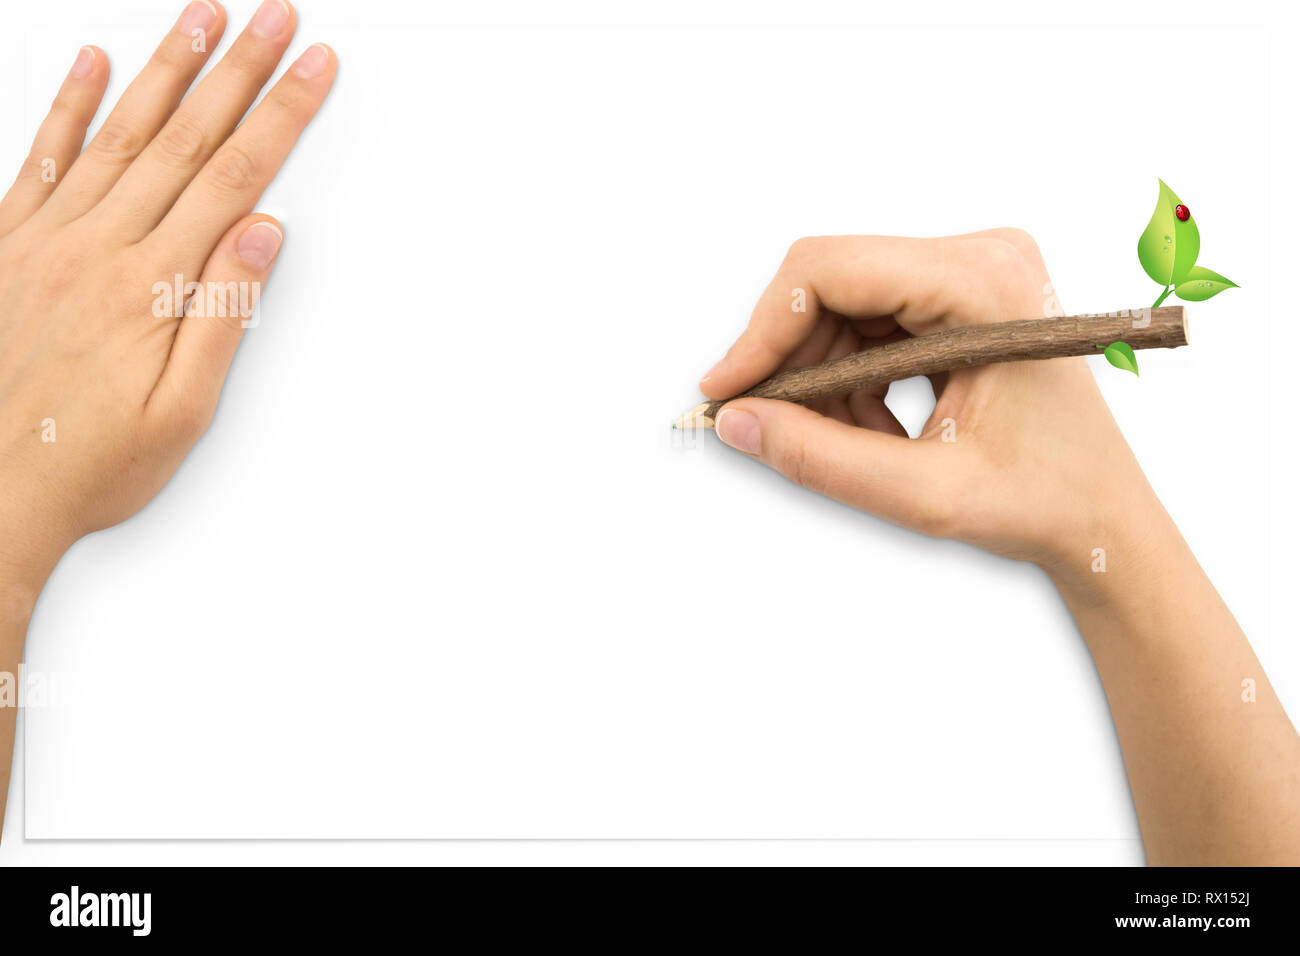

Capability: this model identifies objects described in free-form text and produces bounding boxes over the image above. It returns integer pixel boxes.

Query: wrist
[0,508,68,621]
[0,542,56,676]
[1035,487,1183,611]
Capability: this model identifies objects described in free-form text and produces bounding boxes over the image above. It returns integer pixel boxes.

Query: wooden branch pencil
[675,305,1188,430]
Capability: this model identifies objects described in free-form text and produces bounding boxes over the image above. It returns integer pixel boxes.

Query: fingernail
[237,221,283,269]
[699,360,721,385]
[179,0,217,34]
[250,0,290,39]
[715,407,761,456]
[291,43,330,78]
[71,46,95,79]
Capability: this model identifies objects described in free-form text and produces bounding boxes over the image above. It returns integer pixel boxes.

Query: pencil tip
[674,402,716,431]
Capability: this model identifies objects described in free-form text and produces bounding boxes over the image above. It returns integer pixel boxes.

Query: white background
[0,0,1295,864]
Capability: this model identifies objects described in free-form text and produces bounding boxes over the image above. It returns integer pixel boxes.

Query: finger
[0,46,109,235]
[776,312,840,373]
[823,322,860,363]
[700,233,1022,401]
[101,0,298,239]
[149,215,283,423]
[149,43,336,261]
[713,397,952,535]
[44,1,227,222]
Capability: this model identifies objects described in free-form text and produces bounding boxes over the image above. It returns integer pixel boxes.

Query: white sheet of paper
[10,1,1283,839]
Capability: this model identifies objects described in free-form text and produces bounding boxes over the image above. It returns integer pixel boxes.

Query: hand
[0,1,335,590]
[700,229,1161,572]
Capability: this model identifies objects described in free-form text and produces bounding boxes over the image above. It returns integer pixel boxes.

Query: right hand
[700,229,1163,573]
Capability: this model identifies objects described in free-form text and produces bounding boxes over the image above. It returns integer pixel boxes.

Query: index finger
[699,232,1030,401]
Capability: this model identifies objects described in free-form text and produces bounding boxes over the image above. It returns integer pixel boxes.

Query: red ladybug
[1175,204,1190,222]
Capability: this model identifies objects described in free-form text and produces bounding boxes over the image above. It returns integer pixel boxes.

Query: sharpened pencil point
[674,402,716,431]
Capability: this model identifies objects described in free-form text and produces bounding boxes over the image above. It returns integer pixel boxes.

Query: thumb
[714,398,953,535]
[150,215,284,423]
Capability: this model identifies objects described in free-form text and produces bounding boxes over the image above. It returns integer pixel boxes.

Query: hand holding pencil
[678,305,1186,429]
[690,229,1170,567]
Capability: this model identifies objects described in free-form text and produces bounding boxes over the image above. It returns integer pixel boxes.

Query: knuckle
[206,145,258,194]
[153,114,209,167]
[150,39,194,73]
[974,235,1025,270]
[88,120,143,164]
[16,151,49,183]
[945,233,1048,321]
[222,42,276,84]
[271,85,319,123]
[45,96,76,120]
[785,235,826,266]
[46,95,89,126]
[967,237,1037,302]
[986,227,1040,259]
[31,233,95,296]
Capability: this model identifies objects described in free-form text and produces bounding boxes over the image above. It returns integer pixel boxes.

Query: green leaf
[1103,341,1139,377]
[1137,179,1200,286]
[1174,265,1238,302]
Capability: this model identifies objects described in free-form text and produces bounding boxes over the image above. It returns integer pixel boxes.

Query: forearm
[1048,499,1300,865]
